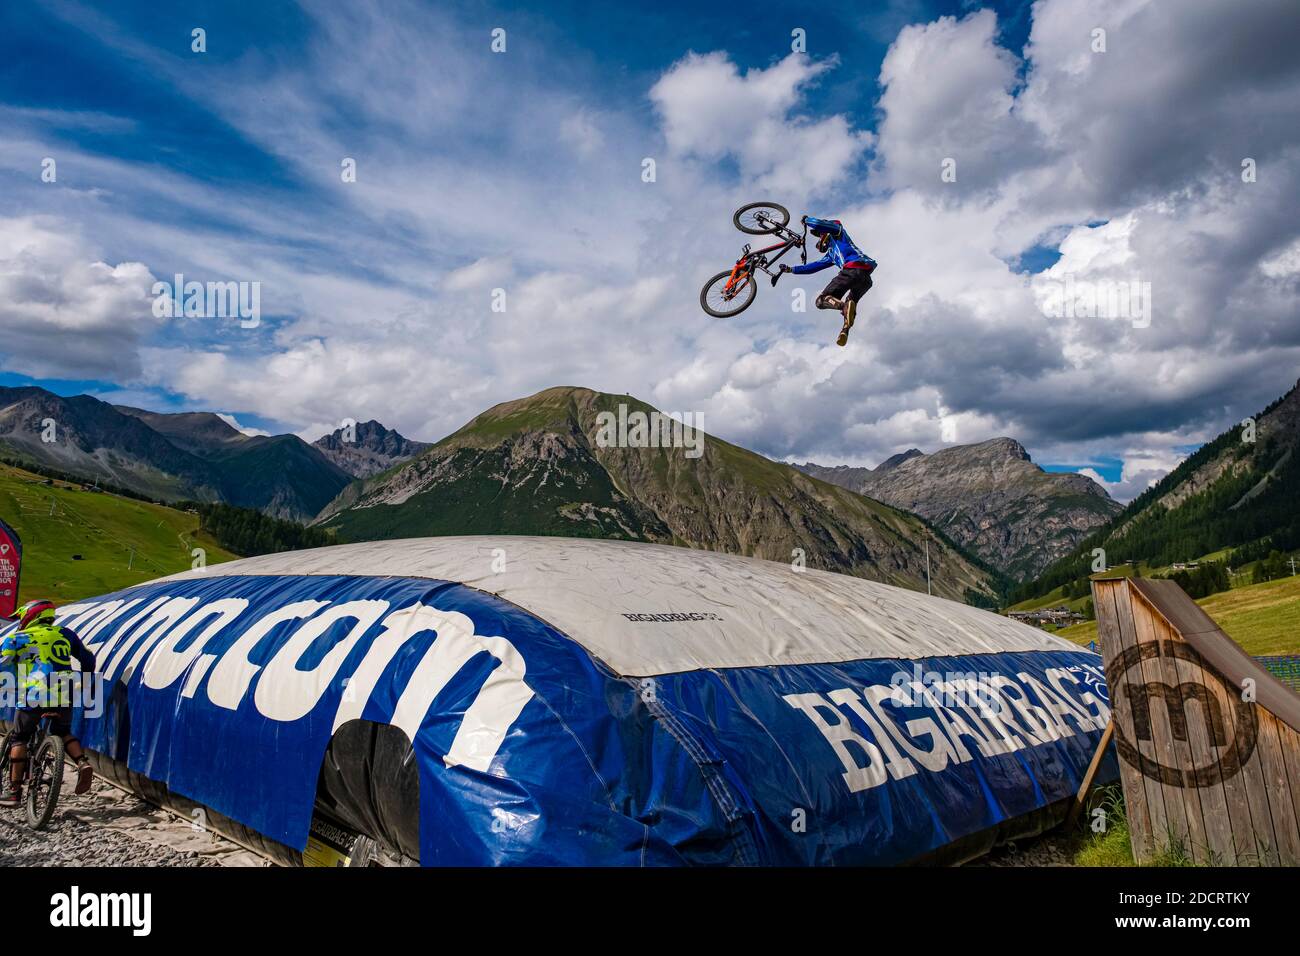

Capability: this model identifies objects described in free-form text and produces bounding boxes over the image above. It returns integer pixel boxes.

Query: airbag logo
[621,612,724,622]
[1105,640,1257,788]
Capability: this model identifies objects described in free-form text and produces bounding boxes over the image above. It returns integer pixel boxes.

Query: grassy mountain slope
[114,406,251,457]
[205,434,353,520]
[115,405,353,519]
[317,387,999,601]
[0,462,237,601]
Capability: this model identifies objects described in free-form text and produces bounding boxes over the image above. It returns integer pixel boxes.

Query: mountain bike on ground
[0,713,68,829]
[699,202,806,318]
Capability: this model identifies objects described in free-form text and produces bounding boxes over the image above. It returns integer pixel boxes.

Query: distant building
[1007,605,1086,628]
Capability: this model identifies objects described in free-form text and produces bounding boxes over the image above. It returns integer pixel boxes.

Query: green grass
[1068,786,1198,866]
[1056,572,1300,655]
[0,463,238,602]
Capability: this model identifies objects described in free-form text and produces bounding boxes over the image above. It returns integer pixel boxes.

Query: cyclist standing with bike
[777,216,877,347]
[0,599,96,807]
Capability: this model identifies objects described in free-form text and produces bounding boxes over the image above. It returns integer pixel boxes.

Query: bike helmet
[816,232,831,253]
[7,599,56,630]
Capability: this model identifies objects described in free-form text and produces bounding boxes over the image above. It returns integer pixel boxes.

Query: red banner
[0,518,22,619]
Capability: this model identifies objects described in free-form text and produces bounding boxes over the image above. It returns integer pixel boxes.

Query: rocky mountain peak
[799,434,1120,580]
[876,448,924,472]
[311,420,430,479]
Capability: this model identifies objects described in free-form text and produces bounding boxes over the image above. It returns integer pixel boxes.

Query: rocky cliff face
[316,387,999,602]
[798,437,1121,580]
[312,420,430,478]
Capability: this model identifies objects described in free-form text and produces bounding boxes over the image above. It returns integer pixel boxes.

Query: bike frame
[1,713,56,786]
[723,219,806,293]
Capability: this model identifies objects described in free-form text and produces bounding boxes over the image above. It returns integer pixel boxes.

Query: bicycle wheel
[0,732,11,794]
[26,735,63,830]
[733,201,790,235]
[700,269,758,318]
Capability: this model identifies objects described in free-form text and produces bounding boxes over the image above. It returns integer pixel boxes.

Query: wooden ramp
[1093,576,1300,864]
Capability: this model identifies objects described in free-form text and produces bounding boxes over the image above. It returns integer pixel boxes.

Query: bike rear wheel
[0,732,11,794]
[733,201,790,235]
[26,735,63,830]
[700,269,758,318]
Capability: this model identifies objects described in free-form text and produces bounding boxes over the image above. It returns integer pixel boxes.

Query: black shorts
[822,266,874,303]
[9,707,74,745]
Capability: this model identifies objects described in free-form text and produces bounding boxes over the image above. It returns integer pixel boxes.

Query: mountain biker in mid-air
[776,216,877,346]
[0,599,97,807]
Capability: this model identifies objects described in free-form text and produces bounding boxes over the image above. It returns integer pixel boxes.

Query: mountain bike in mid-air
[699,202,806,318]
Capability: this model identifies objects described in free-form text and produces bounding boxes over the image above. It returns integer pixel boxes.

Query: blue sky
[2,0,1298,500]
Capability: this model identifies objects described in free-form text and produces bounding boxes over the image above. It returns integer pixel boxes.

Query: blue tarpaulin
[15,542,1116,865]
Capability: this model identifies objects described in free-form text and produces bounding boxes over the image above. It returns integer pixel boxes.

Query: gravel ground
[968,831,1077,866]
[0,809,218,866]
[0,775,255,867]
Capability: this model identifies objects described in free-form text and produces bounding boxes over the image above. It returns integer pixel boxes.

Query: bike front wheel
[26,735,63,830]
[733,201,790,235]
[700,269,758,317]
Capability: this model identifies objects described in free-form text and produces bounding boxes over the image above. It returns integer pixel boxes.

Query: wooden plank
[1211,701,1258,864]
[1218,673,1280,864]
[1149,613,1220,863]
[1114,580,1173,859]
[1065,719,1114,830]
[1159,611,1246,865]
[1253,711,1300,865]
[1282,722,1300,854]
[1094,579,1158,860]
[1128,593,1192,857]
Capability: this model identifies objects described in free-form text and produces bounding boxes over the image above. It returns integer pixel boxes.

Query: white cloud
[442,258,498,293]
[650,52,873,196]
[559,109,606,158]
[0,216,160,379]
[1078,444,1184,503]
[874,10,1048,193]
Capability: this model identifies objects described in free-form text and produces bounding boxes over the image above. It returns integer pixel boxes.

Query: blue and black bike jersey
[793,217,876,274]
